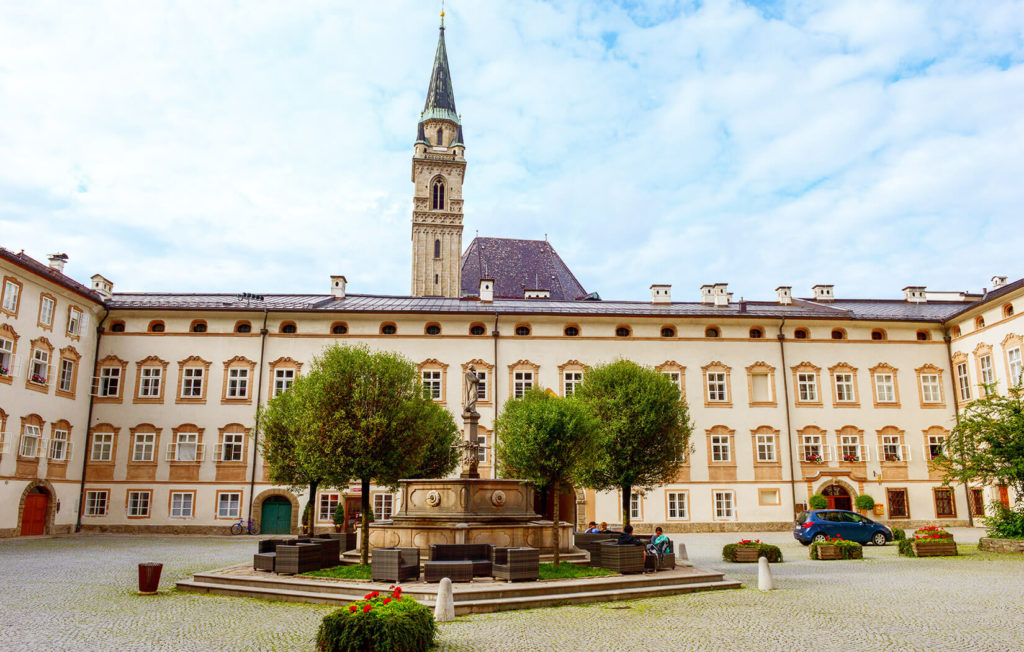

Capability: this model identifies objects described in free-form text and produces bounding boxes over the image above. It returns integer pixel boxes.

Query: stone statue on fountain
[460,365,481,478]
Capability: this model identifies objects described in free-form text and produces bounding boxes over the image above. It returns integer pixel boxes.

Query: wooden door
[998,485,1010,508]
[970,489,986,516]
[822,485,851,511]
[21,494,48,536]
[260,497,292,534]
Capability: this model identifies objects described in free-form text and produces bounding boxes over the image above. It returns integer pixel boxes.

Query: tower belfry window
[432,179,445,210]
[436,128,443,146]
[434,239,441,258]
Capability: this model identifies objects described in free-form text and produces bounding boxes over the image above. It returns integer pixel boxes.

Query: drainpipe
[492,311,500,478]
[944,330,973,527]
[777,319,799,518]
[247,309,270,521]
[75,306,109,533]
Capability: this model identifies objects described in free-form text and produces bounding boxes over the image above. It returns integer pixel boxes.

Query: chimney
[776,286,792,305]
[812,284,834,302]
[700,284,714,304]
[713,283,731,307]
[90,274,113,300]
[479,278,494,303]
[330,275,347,299]
[902,286,927,303]
[48,253,69,273]
[650,284,671,304]
[992,275,1008,289]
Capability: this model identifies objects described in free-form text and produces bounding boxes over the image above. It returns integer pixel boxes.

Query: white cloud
[0,0,1021,301]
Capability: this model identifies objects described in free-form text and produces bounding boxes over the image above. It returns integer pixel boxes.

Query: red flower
[395,595,402,601]
[383,598,391,605]
[364,593,374,600]
[363,604,372,613]
[393,586,402,597]
[349,605,357,612]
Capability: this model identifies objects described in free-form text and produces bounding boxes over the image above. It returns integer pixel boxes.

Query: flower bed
[900,526,957,557]
[722,539,783,563]
[809,536,862,560]
[316,586,436,652]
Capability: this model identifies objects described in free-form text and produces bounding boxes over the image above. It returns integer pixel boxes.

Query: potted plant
[854,494,875,516]
[884,453,900,462]
[804,452,823,463]
[808,494,828,510]
[810,535,863,560]
[316,586,436,652]
[332,503,345,533]
[909,526,957,557]
[842,453,860,462]
[722,539,783,563]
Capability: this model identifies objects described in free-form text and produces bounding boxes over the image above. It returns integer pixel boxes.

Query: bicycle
[230,518,260,535]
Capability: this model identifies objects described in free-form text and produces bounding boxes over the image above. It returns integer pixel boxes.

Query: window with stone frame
[374,493,394,520]
[933,488,955,517]
[755,431,777,463]
[1008,346,1023,388]
[563,370,583,396]
[713,490,735,520]
[422,370,442,399]
[710,433,731,462]
[181,367,203,397]
[870,363,900,406]
[667,491,688,519]
[797,373,817,402]
[887,488,909,519]
[919,372,942,404]
[513,371,533,397]
[20,424,41,458]
[829,363,859,406]
[96,366,121,398]
[274,368,295,396]
[978,353,995,395]
[170,491,194,518]
[477,432,487,463]
[880,430,905,462]
[127,490,151,518]
[170,430,201,462]
[67,306,83,336]
[58,358,75,394]
[217,492,242,519]
[84,490,108,517]
[220,431,244,462]
[319,493,340,521]
[226,367,249,399]
[801,431,825,463]
[38,294,55,328]
[955,360,971,401]
[132,431,156,462]
[91,432,114,462]
[475,369,488,401]
[0,334,13,378]
[927,433,946,460]
[139,366,162,398]
[2,277,22,315]
[49,428,69,461]
[839,431,863,462]
[29,346,50,385]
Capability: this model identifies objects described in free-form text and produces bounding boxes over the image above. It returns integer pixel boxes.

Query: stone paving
[1,529,1021,651]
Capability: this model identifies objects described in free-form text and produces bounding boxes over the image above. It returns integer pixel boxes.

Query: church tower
[411,15,466,298]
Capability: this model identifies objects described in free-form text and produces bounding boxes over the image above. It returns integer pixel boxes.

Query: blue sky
[1,1,1022,301]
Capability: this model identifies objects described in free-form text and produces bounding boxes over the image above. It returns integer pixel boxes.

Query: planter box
[733,547,761,563]
[813,545,843,560]
[912,540,957,557]
[978,538,1024,554]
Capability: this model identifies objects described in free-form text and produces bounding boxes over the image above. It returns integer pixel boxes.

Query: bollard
[434,577,455,622]
[757,556,774,591]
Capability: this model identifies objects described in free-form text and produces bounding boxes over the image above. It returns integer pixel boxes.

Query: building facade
[1,23,1020,538]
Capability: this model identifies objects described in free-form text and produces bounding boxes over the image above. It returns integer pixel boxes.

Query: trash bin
[138,562,163,595]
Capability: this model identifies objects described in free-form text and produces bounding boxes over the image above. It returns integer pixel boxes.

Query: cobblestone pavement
[1,529,1021,651]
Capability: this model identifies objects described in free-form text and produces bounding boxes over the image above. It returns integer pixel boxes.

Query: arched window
[705,326,720,338]
[515,324,531,337]
[564,325,580,337]
[871,329,887,341]
[951,326,961,337]
[110,321,126,333]
[431,178,445,210]
[235,321,252,333]
[148,321,165,333]
[975,316,985,329]
[916,330,930,341]
[749,327,764,339]
[831,329,846,340]
[615,326,632,338]
[190,320,207,333]
[661,326,676,338]
[469,323,486,336]
[331,323,348,335]
[1003,303,1014,318]
[436,128,443,145]
[425,323,441,336]
[434,239,441,258]
[380,323,397,335]
[793,328,809,340]
[280,322,297,334]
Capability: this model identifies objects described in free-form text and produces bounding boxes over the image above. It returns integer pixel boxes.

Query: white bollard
[434,577,455,622]
[757,555,775,591]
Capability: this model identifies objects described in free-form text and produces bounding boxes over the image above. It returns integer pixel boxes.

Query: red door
[999,485,1010,508]
[21,494,48,536]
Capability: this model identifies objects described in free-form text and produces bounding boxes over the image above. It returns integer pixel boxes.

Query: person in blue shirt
[584,521,600,534]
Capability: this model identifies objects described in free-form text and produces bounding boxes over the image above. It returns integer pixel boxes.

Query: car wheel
[872,532,887,546]
[812,533,828,543]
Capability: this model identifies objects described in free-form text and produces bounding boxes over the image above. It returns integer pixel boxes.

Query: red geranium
[349,605,357,612]
[363,604,372,613]
[383,598,391,605]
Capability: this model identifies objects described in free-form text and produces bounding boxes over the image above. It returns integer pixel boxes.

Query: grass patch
[538,563,616,580]
[303,564,372,580]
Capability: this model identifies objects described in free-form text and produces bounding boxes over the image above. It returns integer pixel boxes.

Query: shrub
[808,494,828,510]
[722,539,783,563]
[854,494,875,511]
[891,527,906,542]
[983,503,1024,539]
[913,526,953,540]
[809,536,863,560]
[333,503,345,526]
[898,538,916,557]
[317,586,436,652]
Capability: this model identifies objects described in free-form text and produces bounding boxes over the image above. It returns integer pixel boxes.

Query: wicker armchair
[492,547,540,582]
[599,542,644,574]
[313,537,341,569]
[258,538,288,554]
[574,534,616,567]
[371,548,420,583]
[429,543,493,577]
[275,542,323,575]
[253,552,276,572]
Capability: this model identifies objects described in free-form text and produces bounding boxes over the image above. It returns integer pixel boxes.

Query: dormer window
[431,178,445,210]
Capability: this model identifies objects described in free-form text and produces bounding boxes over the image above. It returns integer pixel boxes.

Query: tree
[294,344,460,564]
[495,388,600,565]
[933,385,1024,498]
[577,359,692,528]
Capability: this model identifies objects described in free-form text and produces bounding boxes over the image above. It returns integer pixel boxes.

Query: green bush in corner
[854,494,875,511]
[891,527,906,542]
[722,540,784,563]
[808,494,828,510]
[898,538,916,557]
[317,586,435,652]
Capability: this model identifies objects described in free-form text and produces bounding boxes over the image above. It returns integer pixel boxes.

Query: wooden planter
[733,547,761,562]
[912,540,957,557]
[813,545,844,560]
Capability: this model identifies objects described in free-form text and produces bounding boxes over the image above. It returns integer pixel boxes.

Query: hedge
[317,587,436,652]
[808,494,828,510]
[891,527,906,542]
[898,538,916,557]
[722,540,783,563]
[810,538,863,560]
[854,494,875,511]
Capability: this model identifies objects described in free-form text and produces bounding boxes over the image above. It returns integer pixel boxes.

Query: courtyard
[0,529,1021,651]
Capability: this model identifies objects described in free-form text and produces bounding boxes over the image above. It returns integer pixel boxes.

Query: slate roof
[0,247,103,304]
[104,291,981,323]
[460,237,589,301]
[420,26,459,125]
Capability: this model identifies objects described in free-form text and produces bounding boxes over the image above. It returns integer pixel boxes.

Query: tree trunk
[621,483,631,529]
[552,478,560,567]
[307,480,319,534]
[359,477,371,565]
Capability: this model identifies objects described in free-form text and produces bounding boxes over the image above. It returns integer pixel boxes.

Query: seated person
[616,525,643,546]
[651,527,673,554]
[598,521,615,534]
[584,521,600,534]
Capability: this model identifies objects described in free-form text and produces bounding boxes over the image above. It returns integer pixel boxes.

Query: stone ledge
[979,537,1024,554]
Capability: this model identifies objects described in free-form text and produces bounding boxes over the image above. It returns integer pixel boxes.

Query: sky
[1,0,1022,302]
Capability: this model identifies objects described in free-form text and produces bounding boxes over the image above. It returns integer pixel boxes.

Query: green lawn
[538,563,616,580]
[304,564,372,580]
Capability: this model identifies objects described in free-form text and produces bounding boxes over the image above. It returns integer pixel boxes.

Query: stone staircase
[176,566,741,615]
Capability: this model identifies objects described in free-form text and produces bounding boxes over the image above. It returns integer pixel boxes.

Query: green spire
[421,24,459,124]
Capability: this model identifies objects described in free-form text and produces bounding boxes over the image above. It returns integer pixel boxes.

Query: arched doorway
[260,496,293,534]
[21,487,50,536]
[822,484,852,511]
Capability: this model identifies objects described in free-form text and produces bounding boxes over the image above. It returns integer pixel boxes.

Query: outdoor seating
[492,547,540,582]
[313,536,341,568]
[275,542,323,575]
[258,538,289,554]
[253,552,276,572]
[574,533,616,567]
[424,560,474,583]
[371,547,420,583]
[599,541,644,574]
[429,543,493,577]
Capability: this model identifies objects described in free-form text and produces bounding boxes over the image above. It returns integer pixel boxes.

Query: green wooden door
[260,497,292,534]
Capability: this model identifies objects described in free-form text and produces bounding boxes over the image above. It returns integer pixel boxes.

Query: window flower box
[0,366,9,376]
[804,454,823,463]
[30,374,47,385]
[842,454,861,463]
[883,454,901,462]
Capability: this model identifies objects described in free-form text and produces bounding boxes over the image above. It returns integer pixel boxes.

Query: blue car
[793,509,893,546]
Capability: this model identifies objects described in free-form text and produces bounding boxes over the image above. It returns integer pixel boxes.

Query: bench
[429,543,493,577]
[424,560,474,583]
[492,547,540,582]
